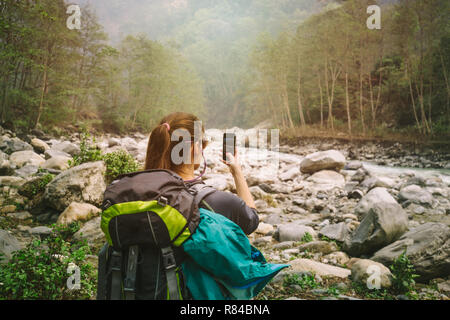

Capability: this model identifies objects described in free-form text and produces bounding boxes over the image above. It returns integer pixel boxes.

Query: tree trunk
[359,60,365,135]
[297,55,306,127]
[345,71,351,135]
[34,49,49,129]
[318,75,324,128]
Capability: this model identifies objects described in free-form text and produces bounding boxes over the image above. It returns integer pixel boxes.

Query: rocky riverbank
[0,125,449,300]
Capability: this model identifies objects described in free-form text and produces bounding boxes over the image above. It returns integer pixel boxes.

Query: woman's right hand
[220,150,242,176]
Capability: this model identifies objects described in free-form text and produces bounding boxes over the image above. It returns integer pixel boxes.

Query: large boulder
[343,197,409,257]
[0,230,23,263]
[276,223,317,242]
[73,216,105,248]
[44,161,106,211]
[398,185,433,206]
[300,150,346,174]
[31,138,50,154]
[41,155,72,171]
[44,149,71,160]
[351,259,392,289]
[9,150,45,168]
[297,241,339,254]
[355,187,398,218]
[288,258,351,278]
[51,141,80,156]
[0,176,25,187]
[56,201,101,225]
[306,170,345,187]
[0,136,33,154]
[319,222,349,242]
[371,223,450,281]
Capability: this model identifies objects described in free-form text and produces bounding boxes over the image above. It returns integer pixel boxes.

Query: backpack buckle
[157,196,168,207]
[110,250,122,271]
[161,247,176,270]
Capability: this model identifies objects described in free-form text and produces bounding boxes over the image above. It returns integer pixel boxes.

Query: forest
[0,0,449,140]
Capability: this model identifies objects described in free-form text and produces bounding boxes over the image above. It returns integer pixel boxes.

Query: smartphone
[223,133,236,162]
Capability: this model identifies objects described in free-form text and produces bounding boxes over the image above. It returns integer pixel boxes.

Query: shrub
[300,232,313,243]
[389,249,419,294]
[68,130,102,167]
[102,149,141,184]
[0,225,96,300]
[283,273,319,290]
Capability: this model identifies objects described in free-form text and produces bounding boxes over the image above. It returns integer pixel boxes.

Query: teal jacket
[181,208,289,300]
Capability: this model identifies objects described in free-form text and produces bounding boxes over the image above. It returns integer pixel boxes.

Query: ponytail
[144,112,204,171]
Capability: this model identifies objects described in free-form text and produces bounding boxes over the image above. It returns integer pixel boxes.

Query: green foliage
[0,226,96,300]
[68,131,102,167]
[50,222,82,241]
[350,281,394,300]
[300,232,313,243]
[283,273,319,290]
[28,174,55,197]
[102,149,141,183]
[389,250,420,294]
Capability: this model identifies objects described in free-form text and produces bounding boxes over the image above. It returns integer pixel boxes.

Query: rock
[203,176,230,191]
[345,161,363,170]
[279,166,300,181]
[300,150,346,174]
[359,177,378,192]
[297,241,339,254]
[0,137,33,154]
[73,216,105,247]
[9,150,45,168]
[44,161,106,211]
[51,141,80,156]
[252,236,272,246]
[249,186,268,200]
[0,205,16,214]
[14,164,39,178]
[255,222,274,235]
[31,138,50,154]
[30,226,52,236]
[288,258,351,278]
[355,187,399,218]
[319,222,349,242]
[44,149,72,160]
[56,202,101,225]
[351,259,392,289]
[0,230,23,263]
[264,212,283,226]
[375,177,396,189]
[350,168,369,183]
[7,211,32,220]
[437,280,450,294]
[41,155,72,171]
[108,137,121,147]
[277,223,317,242]
[371,223,450,281]
[306,170,345,187]
[348,189,364,199]
[0,176,25,187]
[398,185,433,206]
[344,195,409,257]
[273,241,296,250]
[323,252,350,266]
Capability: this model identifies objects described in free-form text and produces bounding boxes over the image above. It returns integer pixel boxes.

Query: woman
[144,112,259,235]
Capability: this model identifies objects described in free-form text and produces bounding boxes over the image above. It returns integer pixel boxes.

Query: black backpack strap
[161,246,180,300]
[96,243,110,300]
[123,245,139,300]
[190,183,216,208]
[110,250,123,300]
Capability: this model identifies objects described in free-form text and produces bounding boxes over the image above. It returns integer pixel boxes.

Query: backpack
[96,169,215,300]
